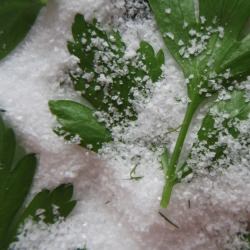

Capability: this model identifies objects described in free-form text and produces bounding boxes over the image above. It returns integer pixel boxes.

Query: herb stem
[161,97,201,207]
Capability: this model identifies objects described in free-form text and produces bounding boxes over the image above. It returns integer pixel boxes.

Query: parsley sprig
[149,0,250,207]
[49,14,164,151]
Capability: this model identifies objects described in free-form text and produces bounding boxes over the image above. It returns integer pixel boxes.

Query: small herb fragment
[129,164,144,181]
[158,211,179,229]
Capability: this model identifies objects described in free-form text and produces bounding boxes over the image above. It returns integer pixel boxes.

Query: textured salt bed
[0,0,249,249]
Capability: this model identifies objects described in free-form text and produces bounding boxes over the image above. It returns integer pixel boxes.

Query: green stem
[161,98,201,207]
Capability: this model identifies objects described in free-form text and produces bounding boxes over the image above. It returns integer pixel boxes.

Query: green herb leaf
[201,91,250,139]
[49,100,112,152]
[50,14,164,151]
[6,184,76,246]
[68,14,164,124]
[18,184,76,224]
[192,90,250,165]
[149,0,250,98]
[0,154,37,248]
[177,90,250,180]
[0,0,47,60]
[148,0,196,73]
[0,114,37,248]
[0,114,76,249]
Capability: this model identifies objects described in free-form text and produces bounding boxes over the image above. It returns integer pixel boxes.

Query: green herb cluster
[49,14,164,151]
[50,1,250,210]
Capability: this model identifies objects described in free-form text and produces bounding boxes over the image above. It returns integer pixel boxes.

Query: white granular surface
[0,1,249,249]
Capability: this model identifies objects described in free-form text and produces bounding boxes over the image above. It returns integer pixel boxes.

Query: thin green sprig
[149,0,250,207]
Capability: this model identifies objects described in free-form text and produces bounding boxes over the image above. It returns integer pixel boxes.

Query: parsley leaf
[49,14,164,151]
[189,90,250,169]
[0,115,36,248]
[173,90,250,180]
[0,114,76,249]
[149,0,250,99]
[49,100,112,152]
[0,0,47,61]
[199,91,250,142]
[149,0,250,207]
[67,14,164,124]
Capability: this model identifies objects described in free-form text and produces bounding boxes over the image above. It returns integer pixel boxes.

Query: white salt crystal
[165,8,171,14]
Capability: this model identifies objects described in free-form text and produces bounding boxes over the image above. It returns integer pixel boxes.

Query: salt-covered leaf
[149,0,250,98]
[148,0,196,73]
[20,184,76,224]
[190,91,250,168]
[0,114,76,249]
[138,41,165,82]
[50,14,164,152]
[176,91,250,182]
[67,14,164,124]
[0,0,47,60]
[199,0,250,81]
[49,100,112,152]
[6,184,76,248]
[6,184,76,246]
[199,1,249,38]
[199,91,250,142]
[198,91,250,149]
